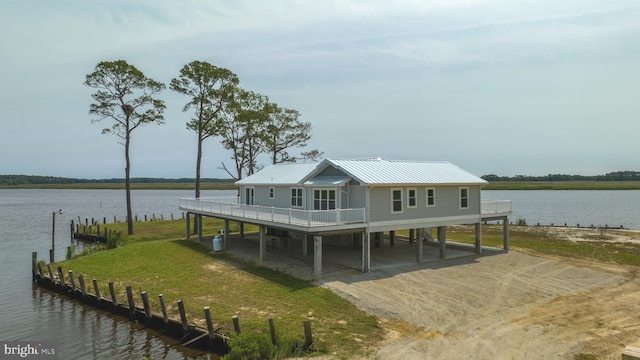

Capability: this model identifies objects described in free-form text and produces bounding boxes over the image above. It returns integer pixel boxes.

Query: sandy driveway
[321,251,640,359]
[219,228,640,359]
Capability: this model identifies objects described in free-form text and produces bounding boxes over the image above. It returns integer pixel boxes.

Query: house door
[245,187,254,205]
[313,189,336,210]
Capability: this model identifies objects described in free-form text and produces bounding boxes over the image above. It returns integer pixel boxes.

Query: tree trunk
[193,134,203,234]
[125,132,134,235]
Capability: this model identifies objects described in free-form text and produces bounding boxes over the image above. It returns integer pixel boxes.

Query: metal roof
[321,158,487,185]
[235,158,487,186]
[235,162,319,185]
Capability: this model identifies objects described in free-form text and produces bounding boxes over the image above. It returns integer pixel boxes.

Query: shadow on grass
[170,239,315,292]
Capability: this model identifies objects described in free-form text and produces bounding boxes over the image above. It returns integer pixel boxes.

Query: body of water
[1,189,638,359]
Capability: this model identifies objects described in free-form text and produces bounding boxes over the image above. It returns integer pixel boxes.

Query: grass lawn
[56,218,382,359]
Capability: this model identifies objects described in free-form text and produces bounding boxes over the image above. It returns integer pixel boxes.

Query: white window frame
[426,187,435,207]
[459,187,469,209]
[245,186,255,205]
[391,188,403,213]
[407,187,417,208]
[291,187,303,208]
[313,188,336,210]
[269,187,274,199]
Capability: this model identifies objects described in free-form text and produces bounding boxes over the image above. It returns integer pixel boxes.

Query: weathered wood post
[303,318,313,348]
[70,221,74,242]
[31,252,38,282]
[46,264,54,281]
[204,307,214,343]
[159,294,168,326]
[141,291,151,319]
[68,270,76,291]
[37,263,44,280]
[78,274,87,298]
[57,267,64,287]
[108,282,118,308]
[126,285,135,320]
[51,211,56,263]
[92,279,101,300]
[232,315,241,334]
[268,317,278,345]
[178,300,189,333]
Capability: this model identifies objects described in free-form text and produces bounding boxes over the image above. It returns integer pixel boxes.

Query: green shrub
[66,246,76,260]
[516,218,527,226]
[106,232,119,250]
[224,332,275,360]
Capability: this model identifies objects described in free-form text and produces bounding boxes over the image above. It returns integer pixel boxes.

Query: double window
[313,189,336,210]
[269,187,274,199]
[291,188,303,207]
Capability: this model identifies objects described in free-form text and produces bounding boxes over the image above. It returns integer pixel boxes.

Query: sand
[220,227,640,359]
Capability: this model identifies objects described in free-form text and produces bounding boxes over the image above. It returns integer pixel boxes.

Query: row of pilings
[31,252,315,356]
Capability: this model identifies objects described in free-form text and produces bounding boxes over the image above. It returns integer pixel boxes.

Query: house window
[291,188,303,207]
[313,189,336,210]
[269,187,274,199]
[407,188,417,208]
[426,187,435,207]
[391,188,403,213]
[460,187,469,209]
[245,187,255,205]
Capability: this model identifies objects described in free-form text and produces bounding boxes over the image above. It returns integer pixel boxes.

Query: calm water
[1,189,639,359]
[484,190,640,229]
[0,189,233,360]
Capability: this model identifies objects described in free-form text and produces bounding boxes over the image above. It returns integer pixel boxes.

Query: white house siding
[367,185,482,224]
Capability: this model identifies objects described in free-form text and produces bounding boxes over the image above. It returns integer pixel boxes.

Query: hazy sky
[1,0,638,179]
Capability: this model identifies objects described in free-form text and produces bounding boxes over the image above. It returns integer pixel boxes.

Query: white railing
[179,198,366,227]
[481,200,512,215]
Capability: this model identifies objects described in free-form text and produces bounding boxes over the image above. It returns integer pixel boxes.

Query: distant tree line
[482,171,640,182]
[0,175,232,186]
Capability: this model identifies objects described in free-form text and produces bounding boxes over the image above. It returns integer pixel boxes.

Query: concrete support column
[362,232,371,273]
[185,212,190,240]
[503,217,510,251]
[259,225,266,265]
[475,222,482,254]
[224,220,230,250]
[314,236,323,280]
[302,234,309,256]
[416,228,423,263]
[390,231,395,246]
[438,226,446,259]
[239,222,245,238]
[409,229,415,244]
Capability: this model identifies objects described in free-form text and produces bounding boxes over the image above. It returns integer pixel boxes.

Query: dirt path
[321,251,640,359]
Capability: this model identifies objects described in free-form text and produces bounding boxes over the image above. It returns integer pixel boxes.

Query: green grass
[55,218,382,358]
[483,181,640,190]
[445,225,640,266]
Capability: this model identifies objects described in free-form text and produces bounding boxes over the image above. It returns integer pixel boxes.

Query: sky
[1,0,639,179]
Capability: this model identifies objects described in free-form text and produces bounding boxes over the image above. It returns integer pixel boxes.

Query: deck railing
[179,198,366,227]
[481,200,512,215]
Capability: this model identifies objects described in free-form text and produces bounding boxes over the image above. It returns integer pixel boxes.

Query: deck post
[409,229,415,244]
[313,235,322,280]
[438,226,446,259]
[197,214,203,242]
[390,231,395,246]
[185,212,190,240]
[239,222,244,238]
[416,228,423,262]
[475,222,482,254]
[302,234,308,256]
[362,232,371,272]
[503,217,509,251]
[259,225,266,265]
[224,219,230,250]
